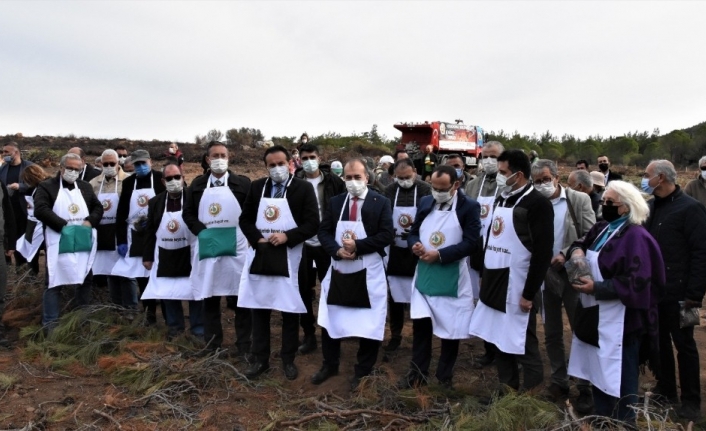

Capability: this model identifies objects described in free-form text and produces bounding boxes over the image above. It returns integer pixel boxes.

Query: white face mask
[119,156,126,165]
[535,182,556,198]
[269,165,290,183]
[210,158,228,174]
[302,159,319,173]
[396,178,414,189]
[496,172,518,192]
[165,179,183,194]
[63,169,80,184]
[432,189,454,204]
[481,157,498,175]
[102,166,117,178]
[169,147,176,154]
[701,171,706,180]
[346,180,367,197]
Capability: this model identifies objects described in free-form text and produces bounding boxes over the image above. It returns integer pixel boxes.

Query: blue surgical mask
[3,156,12,164]
[641,175,657,194]
[455,168,463,180]
[134,163,151,177]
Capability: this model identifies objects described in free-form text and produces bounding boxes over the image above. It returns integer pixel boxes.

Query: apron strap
[98,177,104,195]
[262,175,294,199]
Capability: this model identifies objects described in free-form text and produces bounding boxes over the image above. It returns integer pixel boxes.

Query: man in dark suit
[597,155,622,185]
[68,147,102,182]
[239,145,320,380]
[1,141,34,271]
[311,158,394,389]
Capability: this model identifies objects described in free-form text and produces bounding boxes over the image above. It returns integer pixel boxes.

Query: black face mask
[601,204,622,222]
[598,163,609,172]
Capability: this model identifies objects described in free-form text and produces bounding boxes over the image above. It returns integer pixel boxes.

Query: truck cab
[394,120,484,167]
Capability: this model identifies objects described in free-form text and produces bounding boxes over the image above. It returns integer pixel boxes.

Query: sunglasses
[164,175,182,182]
[599,199,623,207]
[103,162,117,167]
[701,167,706,171]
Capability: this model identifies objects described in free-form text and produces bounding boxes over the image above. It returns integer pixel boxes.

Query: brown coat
[684,176,706,208]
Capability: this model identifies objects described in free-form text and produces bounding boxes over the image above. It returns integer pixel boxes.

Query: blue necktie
[274,183,284,198]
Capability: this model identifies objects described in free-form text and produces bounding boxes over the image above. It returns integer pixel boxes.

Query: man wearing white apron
[183,141,252,355]
[382,158,431,352]
[0,181,17,347]
[312,158,394,389]
[33,153,103,329]
[142,164,202,340]
[113,149,165,324]
[399,165,479,388]
[464,141,504,368]
[89,149,137,309]
[239,145,320,380]
[469,149,554,391]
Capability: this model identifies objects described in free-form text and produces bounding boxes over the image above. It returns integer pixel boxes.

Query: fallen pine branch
[278,408,426,427]
[92,409,122,429]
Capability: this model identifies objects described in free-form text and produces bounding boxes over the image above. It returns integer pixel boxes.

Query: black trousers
[322,328,380,378]
[300,245,329,336]
[251,309,299,364]
[203,296,251,352]
[411,317,459,381]
[657,301,701,408]
[388,292,405,339]
[136,277,165,318]
[495,307,544,390]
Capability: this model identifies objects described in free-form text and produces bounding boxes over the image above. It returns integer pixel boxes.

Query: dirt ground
[0,161,704,430]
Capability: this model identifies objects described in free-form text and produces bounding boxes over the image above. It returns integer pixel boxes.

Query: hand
[572,276,594,294]
[400,228,410,241]
[82,221,92,228]
[5,249,13,257]
[342,238,356,253]
[550,253,566,271]
[258,238,268,244]
[419,250,440,263]
[8,183,19,191]
[684,299,702,310]
[411,242,425,256]
[117,244,128,257]
[143,261,153,270]
[570,249,586,259]
[337,248,356,260]
[268,233,288,247]
[520,297,533,313]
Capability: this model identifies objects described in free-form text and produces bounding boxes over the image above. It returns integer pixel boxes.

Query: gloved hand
[117,244,129,257]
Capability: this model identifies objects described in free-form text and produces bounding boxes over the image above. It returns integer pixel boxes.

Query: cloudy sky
[1,1,704,143]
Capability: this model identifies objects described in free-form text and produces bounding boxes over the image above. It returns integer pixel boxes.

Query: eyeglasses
[532,177,553,186]
[64,167,80,173]
[599,199,623,207]
[103,162,117,167]
[164,175,182,182]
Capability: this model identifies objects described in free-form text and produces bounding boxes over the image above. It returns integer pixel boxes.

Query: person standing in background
[68,147,102,182]
[684,156,706,207]
[0,142,34,273]
[0,177,17,347]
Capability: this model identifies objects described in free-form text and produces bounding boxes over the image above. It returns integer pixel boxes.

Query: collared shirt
[209,173,228,187]
[550,186,568,256]
[347,188,369,221]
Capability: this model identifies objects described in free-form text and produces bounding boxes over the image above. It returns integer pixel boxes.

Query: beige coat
[684,176,706,208]
[89,169,128,197]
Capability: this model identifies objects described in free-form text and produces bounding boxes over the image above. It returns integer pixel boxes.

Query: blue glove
[117,244,128,257]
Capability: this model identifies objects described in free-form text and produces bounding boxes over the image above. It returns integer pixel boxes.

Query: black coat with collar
[81,164,103,183]
[239,175,320,247]
[319,188,394,259]
[116,170,165,245]
[34,174,104,233]
[183,170,251,236]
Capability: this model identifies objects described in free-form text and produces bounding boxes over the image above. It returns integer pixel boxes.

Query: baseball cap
[131,149,151,163]
[379,155,394,165]
[331,161,343,169]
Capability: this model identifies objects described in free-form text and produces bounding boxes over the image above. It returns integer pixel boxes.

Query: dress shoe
[383,337,401,352]
[677,403,701,421]
[298,333,317,354]
[545,383,570,402]
[244,361,270,379]
[311,365,338,385]
[438,378,453,390]
[574,388,594,414]
[397,371,428,389]
[283,362,298,380]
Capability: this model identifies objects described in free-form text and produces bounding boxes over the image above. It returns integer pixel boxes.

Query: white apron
[142,194,196,300]
[567,227,626,398]
[92,177,120,275]
[111,174,155,278]
[46,181,97,288]
[386,186,417,303]
[238,177,306,313]
[410,194,474,339]
[16,191,43,261]
[191,174,248,299]
[469,187,533,355]
[469,174,498,300]
[318,195,388,340]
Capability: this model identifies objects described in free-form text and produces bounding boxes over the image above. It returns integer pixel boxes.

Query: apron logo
[264,205,280,223]
[429,231,445,248]
[341,230,357,241]
[167,219,180,233]
[209,203,222,216]
[68,203,80,215]
[102,199,112,211]
[491,216,505,237]
[398,213,413,229]
[137,194,149,207]
[480,204,490,219]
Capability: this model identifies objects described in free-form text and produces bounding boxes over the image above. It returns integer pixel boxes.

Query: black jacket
[34,174,104,233]
[239,175,320,247]
[0,182,16,250]
[294,167,346,215]
[80,164,102,183]
[143,191,184,262]
[606,170,623,183]
[116,170,165,244]
[319,188,394,259]
[183,170,251,236]
[645,186,706,303]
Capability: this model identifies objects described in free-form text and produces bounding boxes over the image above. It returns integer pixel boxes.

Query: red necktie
[349,197,358,222]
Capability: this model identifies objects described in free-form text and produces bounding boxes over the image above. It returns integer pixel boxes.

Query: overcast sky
[1,1,704,143]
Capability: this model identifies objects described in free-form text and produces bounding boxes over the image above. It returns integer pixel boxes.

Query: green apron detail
[415,260,460,298]
[198,227,237,260]
[58,225,93,254]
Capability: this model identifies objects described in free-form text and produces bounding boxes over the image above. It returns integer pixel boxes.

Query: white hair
[101,149,118,159]
[699,156,706,167]
[606,180,650,225]
[484,141,505,153]
[60,152,83,167]
[649,159,677,184]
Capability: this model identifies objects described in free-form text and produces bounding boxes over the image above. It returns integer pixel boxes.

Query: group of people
[1,138,705,426]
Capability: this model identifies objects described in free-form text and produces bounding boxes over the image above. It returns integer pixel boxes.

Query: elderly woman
[566,180,664,423]
[684,155,706,207]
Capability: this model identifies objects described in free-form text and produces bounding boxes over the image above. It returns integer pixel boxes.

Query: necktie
[349,197,358,222]
[274,183,284,198]
[214,179,223,187]
[439,203,446,211]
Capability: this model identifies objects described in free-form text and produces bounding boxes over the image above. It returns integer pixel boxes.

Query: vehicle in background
[394,119,484,168]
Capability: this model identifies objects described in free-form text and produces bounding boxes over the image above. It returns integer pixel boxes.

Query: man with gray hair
[684,156,706,207]
[33,153,104,329]
[568,170,601,215]
[531,159,596,412]
[644,159,706,421]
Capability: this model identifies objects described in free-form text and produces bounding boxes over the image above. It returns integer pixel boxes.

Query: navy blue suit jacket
[408,192,481,264]
[319,188,394,259]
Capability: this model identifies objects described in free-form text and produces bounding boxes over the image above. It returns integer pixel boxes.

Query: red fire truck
[394,120,484,167]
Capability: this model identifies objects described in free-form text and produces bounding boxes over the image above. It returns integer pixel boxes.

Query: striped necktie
[274,183,284,198]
